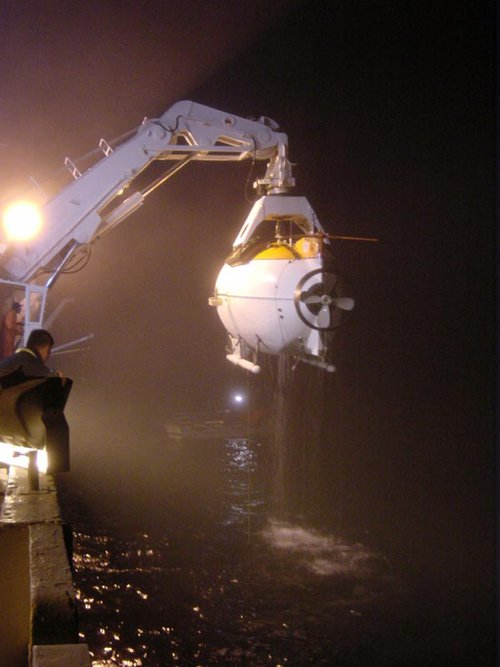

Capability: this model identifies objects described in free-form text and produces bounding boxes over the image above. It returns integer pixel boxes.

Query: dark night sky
[0,0,496,646]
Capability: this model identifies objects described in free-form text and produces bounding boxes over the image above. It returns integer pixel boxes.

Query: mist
[0,2,495,664]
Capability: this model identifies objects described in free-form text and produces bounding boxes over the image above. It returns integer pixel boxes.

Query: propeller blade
[301,294,323,304]
[317,304,330,328]
[332,297,355,311]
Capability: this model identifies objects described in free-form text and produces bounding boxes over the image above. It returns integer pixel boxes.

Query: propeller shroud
[294,268,354,332]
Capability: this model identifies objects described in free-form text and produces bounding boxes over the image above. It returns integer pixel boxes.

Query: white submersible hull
[210,196,354,373]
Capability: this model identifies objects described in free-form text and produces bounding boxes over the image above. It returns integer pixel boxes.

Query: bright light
[0,441,47,472]
[37,448,48,473]
[2,201,43,241]
[233,393,244,404]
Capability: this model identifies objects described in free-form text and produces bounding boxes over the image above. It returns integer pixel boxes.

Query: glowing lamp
[2,201,43,241]
[0,442,48,473]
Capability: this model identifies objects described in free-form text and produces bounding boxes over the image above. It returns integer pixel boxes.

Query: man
[0,327,70,473]
[0,301,23,359]
[0,328,61,378]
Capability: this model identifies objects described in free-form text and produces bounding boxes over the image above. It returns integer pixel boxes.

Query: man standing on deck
[0,301,23,360]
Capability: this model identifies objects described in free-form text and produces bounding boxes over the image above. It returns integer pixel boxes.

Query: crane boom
[1,101,294,285]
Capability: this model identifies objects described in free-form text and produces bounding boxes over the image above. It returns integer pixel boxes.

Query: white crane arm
[1,101,295,284]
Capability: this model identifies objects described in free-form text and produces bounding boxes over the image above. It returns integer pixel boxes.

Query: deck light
[2,201,43,241]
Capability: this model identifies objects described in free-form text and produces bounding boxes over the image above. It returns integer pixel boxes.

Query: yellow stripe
[15,348,37,359]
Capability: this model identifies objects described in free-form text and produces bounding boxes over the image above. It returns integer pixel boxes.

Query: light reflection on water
[73,531,170,665]
[73,525,396,666]
[65,434,401,667]
[222,437,265,527]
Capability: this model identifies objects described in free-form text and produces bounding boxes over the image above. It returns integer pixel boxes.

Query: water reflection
[222,438,265,527]
[66,436,400,667]
[73,524,397,666]
[73,531,170,666]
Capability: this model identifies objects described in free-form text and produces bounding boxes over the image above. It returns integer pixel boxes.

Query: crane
[0,100,355,374]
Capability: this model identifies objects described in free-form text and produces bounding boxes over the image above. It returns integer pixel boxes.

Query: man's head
[26,329,55,363]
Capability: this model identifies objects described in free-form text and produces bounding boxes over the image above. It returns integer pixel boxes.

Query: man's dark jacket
[0,348,54,379]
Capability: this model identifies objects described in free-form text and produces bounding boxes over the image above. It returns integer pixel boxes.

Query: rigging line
[141,154,195,198]
[246,368,252,543]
